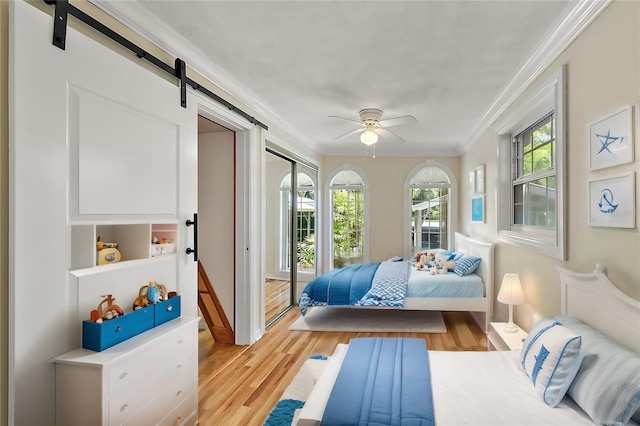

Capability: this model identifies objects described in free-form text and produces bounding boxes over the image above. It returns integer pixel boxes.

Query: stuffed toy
[444,260,455,271]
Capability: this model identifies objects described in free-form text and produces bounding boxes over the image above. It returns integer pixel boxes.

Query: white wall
[198,130,236,329]
[460,0,640,331]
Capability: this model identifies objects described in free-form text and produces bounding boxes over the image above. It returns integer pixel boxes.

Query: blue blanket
[299,261,410,316]
[321,337,435,426]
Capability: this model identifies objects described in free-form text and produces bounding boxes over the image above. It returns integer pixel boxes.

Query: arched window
[330,169,365,268]
[280,172,316,272]
[408,165,453,254]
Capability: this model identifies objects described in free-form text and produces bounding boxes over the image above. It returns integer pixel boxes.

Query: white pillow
[519,318,583,407]
[554,315,640,425]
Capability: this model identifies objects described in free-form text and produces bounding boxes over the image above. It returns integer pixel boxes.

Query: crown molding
[89,0,318,152]
[460,0,613,153]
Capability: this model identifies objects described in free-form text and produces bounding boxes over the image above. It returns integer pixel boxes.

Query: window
[407,163,456,257]
[279,172,316,272]
[497,66,566,260]
[330,169,365,268]
[512,114,556,228]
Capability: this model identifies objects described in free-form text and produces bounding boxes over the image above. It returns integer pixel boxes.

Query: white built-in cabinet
[53,317,199,426]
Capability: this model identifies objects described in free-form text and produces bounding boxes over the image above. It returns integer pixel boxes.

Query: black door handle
[185,213,198,262]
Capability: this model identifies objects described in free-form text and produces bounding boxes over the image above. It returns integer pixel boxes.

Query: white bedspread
[298,348,602,426]
[429,350,593,425]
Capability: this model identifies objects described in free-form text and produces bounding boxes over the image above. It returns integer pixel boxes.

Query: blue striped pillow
[554,315,640,425]
[453,256,481,276]
[520,319,583,407]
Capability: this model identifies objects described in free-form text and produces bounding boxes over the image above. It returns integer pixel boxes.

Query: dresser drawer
[158,391,197,426]
[123,374,196,426]
[108,370,167,425]
[108,343,159,397]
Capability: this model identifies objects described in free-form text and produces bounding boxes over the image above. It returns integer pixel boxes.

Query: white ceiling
[98,1,584,157]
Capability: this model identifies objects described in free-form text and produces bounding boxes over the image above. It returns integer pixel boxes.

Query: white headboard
[454,232,494,297]
[557,264,640,353]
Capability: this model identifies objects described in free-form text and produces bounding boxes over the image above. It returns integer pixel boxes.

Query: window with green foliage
[280,172,315,272]
[330,170,365,268]
[513,114,556,228]
[497,66,566,260]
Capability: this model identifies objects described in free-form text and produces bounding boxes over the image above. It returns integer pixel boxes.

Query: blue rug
[264,356,328,426]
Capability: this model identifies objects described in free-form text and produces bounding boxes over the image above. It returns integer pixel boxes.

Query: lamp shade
[497,273,525,305]
[360,130,378,145]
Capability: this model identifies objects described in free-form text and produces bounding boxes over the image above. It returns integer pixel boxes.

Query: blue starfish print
[596,130,624,154]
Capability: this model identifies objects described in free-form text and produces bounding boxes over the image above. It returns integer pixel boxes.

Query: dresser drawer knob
[120,372,128,379]
[120,403,129,412]
[176,389,182,397]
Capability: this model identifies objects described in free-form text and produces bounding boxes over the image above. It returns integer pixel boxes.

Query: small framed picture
[471,195,485,223]
[588,172,635,228]
[469,164,485,195]
[589,105,634,171]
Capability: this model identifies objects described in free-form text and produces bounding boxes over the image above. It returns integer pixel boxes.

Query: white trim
[496,66,567,260]
[403,161,458,259]
[193,90,259,345]
[462,0,612,153]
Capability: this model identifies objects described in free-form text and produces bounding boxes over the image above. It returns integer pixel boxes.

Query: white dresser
[53,316,199,426]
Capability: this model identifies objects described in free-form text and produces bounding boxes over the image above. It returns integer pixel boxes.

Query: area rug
[264,355,328,426]
[288,307,446,333]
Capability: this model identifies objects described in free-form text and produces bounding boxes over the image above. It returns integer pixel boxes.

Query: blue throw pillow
[554,315,640,425]
[453,256,481,276]
[520,318,583,407]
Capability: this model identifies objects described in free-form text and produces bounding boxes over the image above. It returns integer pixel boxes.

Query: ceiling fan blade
[378,115,417,128]
[328,115,362,125]
[333,127,364,141]
[377,128,406,143]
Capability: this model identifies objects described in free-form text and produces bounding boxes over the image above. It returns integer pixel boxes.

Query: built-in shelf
[70,223,178,271]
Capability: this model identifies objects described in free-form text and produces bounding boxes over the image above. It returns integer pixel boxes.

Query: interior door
[9,2,197,425]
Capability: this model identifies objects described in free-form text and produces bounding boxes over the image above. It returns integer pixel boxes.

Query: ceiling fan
[329,108,417,145]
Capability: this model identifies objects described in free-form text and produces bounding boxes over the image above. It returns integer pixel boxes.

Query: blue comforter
[321,337,435,426]
[299,261,410,315]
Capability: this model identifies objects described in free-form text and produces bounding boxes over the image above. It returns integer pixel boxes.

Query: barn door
[9,2,197,425]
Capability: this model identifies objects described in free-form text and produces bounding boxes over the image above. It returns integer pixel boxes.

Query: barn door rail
[43,0,268,130]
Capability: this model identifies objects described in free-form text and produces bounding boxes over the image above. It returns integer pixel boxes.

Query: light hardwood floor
[265,278,291,325]
[198,308,487,425]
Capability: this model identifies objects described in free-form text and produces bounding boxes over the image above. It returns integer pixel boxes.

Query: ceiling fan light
[360,130,378,145]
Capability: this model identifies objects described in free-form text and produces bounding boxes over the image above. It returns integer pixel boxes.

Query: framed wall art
[469,164,485,195]
[589,105,634,171]
[588,172,635,228]
[471,195,485,223]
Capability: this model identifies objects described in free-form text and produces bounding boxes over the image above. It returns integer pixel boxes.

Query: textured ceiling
[108,1,575,157]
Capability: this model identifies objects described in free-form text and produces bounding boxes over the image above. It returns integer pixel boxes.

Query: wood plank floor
[265,278,291,325]
[198,308,487,425]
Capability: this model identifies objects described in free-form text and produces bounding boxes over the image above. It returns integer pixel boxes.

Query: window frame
[496,66,567,260]
[327,166,369,270]
[404,161,458,259]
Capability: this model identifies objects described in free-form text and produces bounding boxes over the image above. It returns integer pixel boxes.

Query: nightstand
[488,321,527,351]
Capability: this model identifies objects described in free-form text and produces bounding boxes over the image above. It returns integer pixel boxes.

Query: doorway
[197,116,236,337]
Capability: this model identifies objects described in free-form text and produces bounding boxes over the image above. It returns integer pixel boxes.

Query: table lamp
[497,273,525,332]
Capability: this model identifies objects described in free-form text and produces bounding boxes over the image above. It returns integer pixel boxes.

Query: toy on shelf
[96,237,122,265]
[90,294,124,323]
[133,281,168,310]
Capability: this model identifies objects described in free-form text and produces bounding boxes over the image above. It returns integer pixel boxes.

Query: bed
[297,264,640,425]
[299,232,494,332]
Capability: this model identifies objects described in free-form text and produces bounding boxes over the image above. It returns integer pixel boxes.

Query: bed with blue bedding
[298,233,494,332]
[296,265,640,426]
[321,337,434,426]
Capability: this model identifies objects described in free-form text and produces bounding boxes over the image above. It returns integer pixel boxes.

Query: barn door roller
[42,0,268,129]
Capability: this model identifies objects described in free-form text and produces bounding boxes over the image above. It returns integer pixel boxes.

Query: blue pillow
[554,315,640,425]
[453,256,481,276]
[520,318,583,407]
